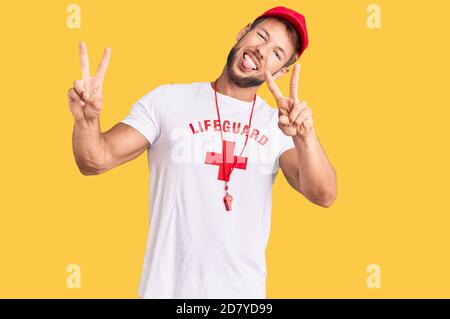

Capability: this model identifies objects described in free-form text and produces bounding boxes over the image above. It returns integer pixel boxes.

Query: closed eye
[257,32,281,60]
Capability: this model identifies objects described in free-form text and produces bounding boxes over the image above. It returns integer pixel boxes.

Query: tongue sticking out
[242,56,255,70]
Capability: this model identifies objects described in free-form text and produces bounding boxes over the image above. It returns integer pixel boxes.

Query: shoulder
[137,83,170,105]
[158,81,206,92]
[136,82,195,104]
[147,81,207,99]
[136,82,208,112]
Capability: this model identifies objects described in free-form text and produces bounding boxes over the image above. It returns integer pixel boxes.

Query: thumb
[279,114,290,126]
[87,104,102,115]
[82,90,91,102]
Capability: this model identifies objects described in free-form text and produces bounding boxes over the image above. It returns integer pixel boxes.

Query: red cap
[253,6,309,59]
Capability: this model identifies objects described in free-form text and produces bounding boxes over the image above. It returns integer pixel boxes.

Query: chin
[228,63,262,86]
[225,45,264,88]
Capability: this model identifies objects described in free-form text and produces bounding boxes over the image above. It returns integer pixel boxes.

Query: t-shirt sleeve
[276,125,296,168]
[120,84,169,146]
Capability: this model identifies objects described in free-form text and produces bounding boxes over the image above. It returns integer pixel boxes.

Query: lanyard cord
[213,80,256,190]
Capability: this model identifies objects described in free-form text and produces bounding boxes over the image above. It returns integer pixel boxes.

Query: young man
[69,6,337,298]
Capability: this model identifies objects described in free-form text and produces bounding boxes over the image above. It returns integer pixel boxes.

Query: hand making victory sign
[264,63,314,138]
[68,42,111,122]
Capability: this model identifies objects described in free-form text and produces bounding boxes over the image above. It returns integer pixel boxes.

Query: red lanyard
[213,80,256,212]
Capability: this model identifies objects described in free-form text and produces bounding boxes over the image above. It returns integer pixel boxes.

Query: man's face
[226,17,296,88]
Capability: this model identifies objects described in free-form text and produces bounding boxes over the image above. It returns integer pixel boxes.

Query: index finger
[95,47,111,79]
[264,70,285,102]
[79,41,90,80]
[289,63,301,102]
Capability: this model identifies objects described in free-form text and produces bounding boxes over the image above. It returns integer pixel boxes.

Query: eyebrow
[259,27,286,56]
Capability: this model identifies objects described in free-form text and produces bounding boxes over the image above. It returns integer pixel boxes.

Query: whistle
[223,193,233,212]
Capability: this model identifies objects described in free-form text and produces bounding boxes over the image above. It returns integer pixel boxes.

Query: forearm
[72,118,108,174]
[293,128,336,206]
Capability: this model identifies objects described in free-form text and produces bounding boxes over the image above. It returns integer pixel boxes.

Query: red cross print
[205,140,248,182]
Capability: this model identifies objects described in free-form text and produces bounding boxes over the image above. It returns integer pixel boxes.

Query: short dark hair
[249,16,301,68]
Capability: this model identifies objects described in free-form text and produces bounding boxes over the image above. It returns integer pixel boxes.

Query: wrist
[74,117,100,132]
[293,127,317,145]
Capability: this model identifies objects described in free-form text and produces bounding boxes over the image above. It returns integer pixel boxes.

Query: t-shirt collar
[205,82,260,108]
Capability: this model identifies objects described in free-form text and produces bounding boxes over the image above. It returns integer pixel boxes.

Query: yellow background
[0,0,449,298]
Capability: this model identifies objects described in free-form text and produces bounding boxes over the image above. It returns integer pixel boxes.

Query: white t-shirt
[120,81,295,299]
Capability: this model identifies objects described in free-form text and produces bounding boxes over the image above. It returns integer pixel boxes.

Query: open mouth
[241,52,259,71]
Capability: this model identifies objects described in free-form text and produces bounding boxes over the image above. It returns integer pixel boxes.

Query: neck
[211,67,259,102]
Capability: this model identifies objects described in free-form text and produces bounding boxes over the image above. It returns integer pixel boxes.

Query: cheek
[264,57,283,72]
[238,34,257,46]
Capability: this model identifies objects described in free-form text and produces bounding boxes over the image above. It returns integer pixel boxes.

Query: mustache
[225,44,265,88]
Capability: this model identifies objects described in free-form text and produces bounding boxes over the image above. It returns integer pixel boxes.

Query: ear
[236,23,252,42]
[272,67,290,81]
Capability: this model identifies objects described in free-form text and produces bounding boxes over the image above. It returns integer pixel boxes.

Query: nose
[255,48,264,63]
